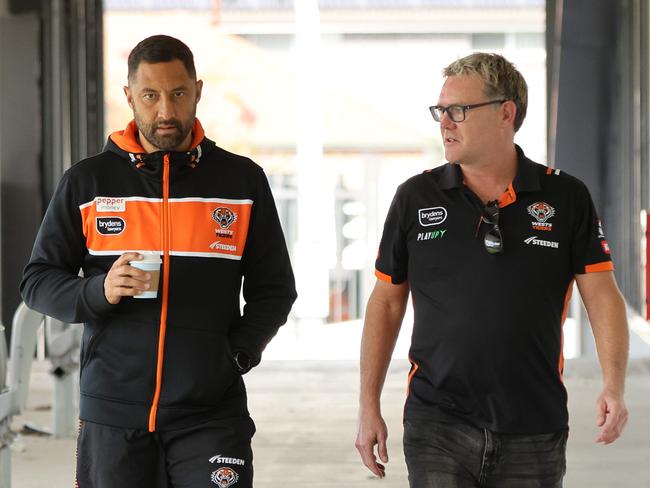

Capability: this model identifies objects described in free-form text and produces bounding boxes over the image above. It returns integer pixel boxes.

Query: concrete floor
[7,358,650,487]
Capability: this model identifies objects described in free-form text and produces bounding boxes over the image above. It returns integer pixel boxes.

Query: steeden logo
[418,207,447,227]
[524,235,559,249]
[209,241,237,252]
[209,454,246,466]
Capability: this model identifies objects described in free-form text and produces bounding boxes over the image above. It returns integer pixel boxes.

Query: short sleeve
[571,181,614,274]
[375,186,409,284]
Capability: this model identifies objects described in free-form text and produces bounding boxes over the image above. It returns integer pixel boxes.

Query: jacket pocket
[79,318,158,405]
[159,325,239,407]
[80,323,108,372]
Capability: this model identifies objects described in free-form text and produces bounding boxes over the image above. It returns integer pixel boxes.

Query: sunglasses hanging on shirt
[481,200,503,254]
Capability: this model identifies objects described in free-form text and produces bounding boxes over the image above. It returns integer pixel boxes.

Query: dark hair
[127,35,196,82]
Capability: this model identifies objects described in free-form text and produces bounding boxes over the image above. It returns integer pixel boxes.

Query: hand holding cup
[129,253,162,299]
[104,252,161,304]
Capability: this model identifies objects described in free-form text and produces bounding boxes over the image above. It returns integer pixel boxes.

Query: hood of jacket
[105,118,217,179]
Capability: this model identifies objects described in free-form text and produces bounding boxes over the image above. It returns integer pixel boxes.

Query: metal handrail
[7,304,44,417]
[0,305,40,488]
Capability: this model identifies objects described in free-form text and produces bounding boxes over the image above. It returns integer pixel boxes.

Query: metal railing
[0,303,80,488]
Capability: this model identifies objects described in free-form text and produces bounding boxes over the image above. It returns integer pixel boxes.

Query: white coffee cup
[129,253,162,299]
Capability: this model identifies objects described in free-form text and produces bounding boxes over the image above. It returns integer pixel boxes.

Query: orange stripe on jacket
[80,198,252,259]
[171,200,251,257]
[149,154,172,432]
[81,199,161,252]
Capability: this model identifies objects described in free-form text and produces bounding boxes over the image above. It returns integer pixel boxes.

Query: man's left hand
[595,388,628,444]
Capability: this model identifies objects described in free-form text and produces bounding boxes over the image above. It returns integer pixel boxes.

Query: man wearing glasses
[355,52,629,487]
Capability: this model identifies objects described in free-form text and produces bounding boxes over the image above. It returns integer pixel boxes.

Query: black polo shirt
[376,145,613,434]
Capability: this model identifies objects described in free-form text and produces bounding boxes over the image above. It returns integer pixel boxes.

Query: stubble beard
[135,108,196,152]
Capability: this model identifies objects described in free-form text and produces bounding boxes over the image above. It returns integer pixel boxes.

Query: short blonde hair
[443,53,528,132]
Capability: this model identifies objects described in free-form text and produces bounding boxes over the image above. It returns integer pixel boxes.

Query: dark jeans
[404,419,567,488]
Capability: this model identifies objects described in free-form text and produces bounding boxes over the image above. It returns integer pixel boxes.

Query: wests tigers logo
[212,207,237,229]
[527,202,556,223]
[211,467,239,487]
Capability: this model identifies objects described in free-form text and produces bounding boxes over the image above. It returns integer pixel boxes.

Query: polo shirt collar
[438,162,463,190]
[511,144,541,194]
[438,144,541,205]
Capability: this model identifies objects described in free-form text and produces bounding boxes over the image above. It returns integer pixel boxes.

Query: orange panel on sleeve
[584,261,614,273]
[375,269,393,283]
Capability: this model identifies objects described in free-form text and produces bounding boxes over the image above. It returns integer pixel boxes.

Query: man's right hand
[103,252,151,304]
[355,410,389,478]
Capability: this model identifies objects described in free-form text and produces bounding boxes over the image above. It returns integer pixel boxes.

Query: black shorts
[75,416,255,488]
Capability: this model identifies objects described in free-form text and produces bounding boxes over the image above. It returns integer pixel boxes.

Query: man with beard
[21,35,297,488]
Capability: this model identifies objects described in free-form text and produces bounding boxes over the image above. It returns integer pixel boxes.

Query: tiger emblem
[527,202,555,223]
[212,207,237,229]
[211,467,239,487]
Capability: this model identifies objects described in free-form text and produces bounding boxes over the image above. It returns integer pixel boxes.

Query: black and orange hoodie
[20,119,297,432]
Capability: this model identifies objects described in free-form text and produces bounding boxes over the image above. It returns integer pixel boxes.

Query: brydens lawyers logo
[211,467,239,487]
[96,217,125,235]
[527,202,556,231]
[212,207,237,229]
[95,197,126,212]
[418,207,447,226]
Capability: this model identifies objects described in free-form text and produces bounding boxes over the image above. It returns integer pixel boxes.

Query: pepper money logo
[211,467,239,487]
[212,207,237,229]
[95,196,126,212]
[527,202,555,231]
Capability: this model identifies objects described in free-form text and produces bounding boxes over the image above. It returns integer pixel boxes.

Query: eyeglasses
[481,200,503,254]
[429,100,507,123]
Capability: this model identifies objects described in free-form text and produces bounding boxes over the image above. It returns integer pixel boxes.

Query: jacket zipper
[148,153,171,432]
